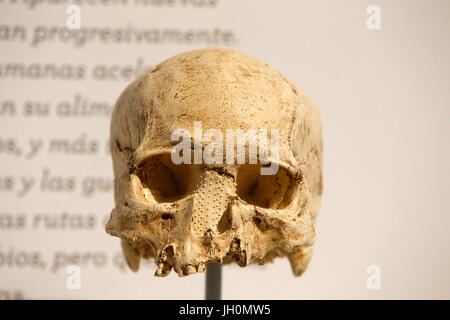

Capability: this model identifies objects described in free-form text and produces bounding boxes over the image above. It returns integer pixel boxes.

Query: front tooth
[197,263,206,273]
[155,262,170,277]
[155,263,164,276]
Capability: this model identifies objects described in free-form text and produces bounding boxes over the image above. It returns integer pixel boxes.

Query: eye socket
[236,164,295,209]
[135,153,200,203]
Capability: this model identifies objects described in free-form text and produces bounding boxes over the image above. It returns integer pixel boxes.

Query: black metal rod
[205,263,222,300]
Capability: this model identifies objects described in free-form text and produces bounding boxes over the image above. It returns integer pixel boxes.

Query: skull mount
[106,48,323,277]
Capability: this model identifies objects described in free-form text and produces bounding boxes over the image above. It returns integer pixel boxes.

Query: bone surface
[106,48,323,277]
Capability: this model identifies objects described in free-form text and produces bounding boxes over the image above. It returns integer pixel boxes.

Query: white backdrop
[0,0,449,299]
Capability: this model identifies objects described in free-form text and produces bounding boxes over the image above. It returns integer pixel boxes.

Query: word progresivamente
[15,0,219,10]
[30,25,236,48]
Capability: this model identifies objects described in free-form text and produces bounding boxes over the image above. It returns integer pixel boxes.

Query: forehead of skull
[139,48,300,147]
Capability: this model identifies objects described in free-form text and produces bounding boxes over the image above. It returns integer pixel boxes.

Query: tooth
[197,263,206,273]
[155,263,164,276]
[155,262,171,277]
[288,245,313,277]
[120,239,140,272]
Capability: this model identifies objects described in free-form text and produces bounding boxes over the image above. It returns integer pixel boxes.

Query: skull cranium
[106,48,323,277]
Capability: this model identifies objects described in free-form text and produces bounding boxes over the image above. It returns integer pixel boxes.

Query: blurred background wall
[0,0,449,299]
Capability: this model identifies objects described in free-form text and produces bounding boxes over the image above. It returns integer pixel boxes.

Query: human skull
[106,48,323,277]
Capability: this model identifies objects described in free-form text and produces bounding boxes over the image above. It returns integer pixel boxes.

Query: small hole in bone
[161,213,173,220]
[135,153,201,203]
[253,216,269,232]
[236,163,294,209]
